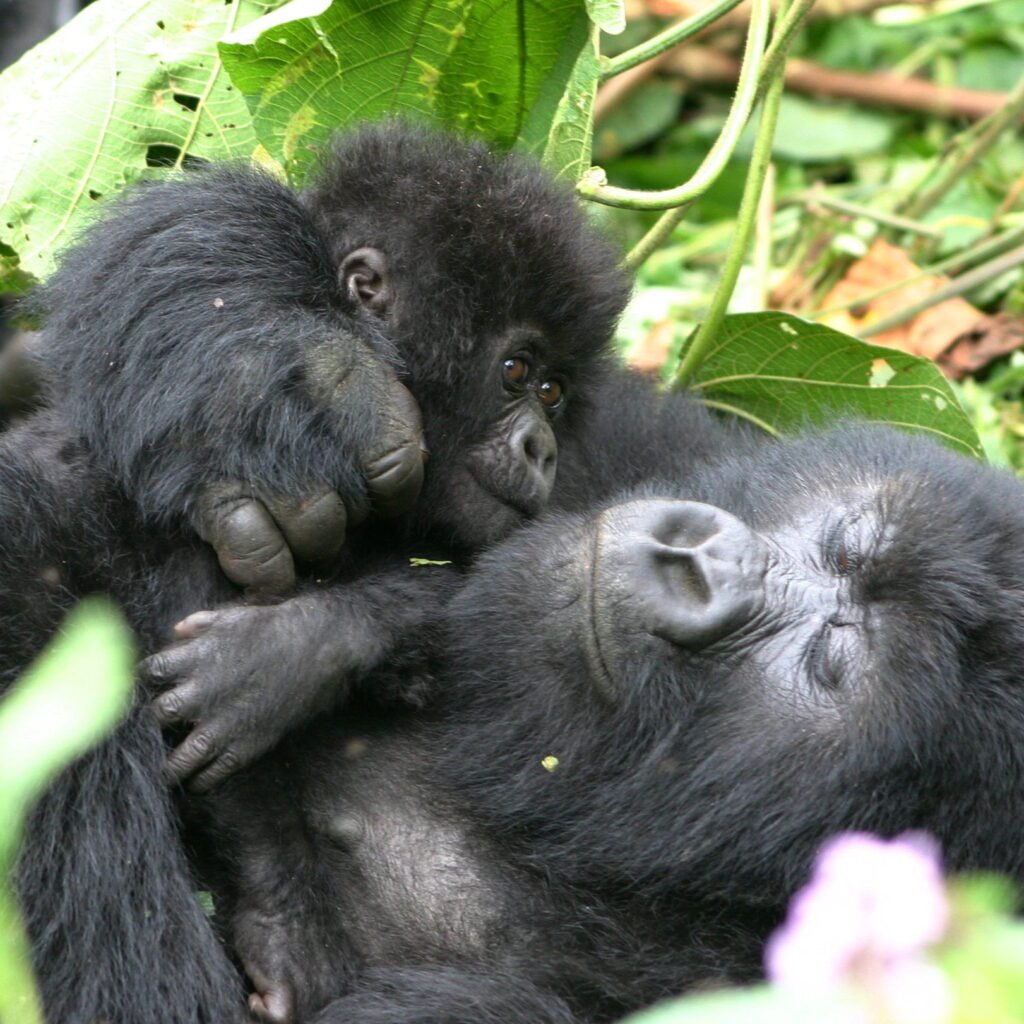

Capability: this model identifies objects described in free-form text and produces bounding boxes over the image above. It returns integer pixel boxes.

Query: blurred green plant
[0,600,133,1024]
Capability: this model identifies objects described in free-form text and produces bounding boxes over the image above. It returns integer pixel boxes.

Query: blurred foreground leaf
[621,985,854,1024]
[0,599,133,858]
[219,0,595,181]
[0,0,282,292]
[686,312,984,458]
[0,599,133,1024]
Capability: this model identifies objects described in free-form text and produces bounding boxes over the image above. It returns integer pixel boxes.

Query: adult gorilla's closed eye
[210,422,1024,1023]
[5,124,629,1024]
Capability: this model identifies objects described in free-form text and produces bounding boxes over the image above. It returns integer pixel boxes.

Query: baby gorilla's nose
[597,499,769,651]
[509,412,557,512]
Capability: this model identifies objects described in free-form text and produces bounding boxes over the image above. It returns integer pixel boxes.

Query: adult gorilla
[200,415,1024,1024]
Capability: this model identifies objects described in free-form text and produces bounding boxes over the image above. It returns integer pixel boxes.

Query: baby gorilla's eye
[538,379,564,409]
[503,357,530,385]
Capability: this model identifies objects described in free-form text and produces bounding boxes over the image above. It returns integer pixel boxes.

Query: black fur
[5,124,629,1024]
[206,412,1024,1023]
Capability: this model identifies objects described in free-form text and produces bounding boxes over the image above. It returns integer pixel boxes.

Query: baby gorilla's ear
[341,248,390,314]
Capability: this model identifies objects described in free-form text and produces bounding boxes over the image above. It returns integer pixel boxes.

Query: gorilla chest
[307,736,541,965]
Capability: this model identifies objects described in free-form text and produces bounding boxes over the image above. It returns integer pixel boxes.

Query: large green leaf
[516,13,600,182]
[218,0,595,182]
[0,0,284,291]
[686,312,984,459]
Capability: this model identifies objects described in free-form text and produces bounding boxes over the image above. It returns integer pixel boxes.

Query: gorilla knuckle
[154,692,184,720]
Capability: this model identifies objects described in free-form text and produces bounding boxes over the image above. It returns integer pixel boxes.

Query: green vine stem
[792,188,941,237]
[674,8,789,390]
[898,75,1024,220]
[579,0,772,213]
[600,0,748,81]
[753,0,817,100]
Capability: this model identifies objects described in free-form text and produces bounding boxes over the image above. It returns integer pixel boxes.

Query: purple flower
[765,832,951,1024]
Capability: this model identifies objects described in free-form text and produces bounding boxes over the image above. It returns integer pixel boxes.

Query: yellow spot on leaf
[869,359,896,388]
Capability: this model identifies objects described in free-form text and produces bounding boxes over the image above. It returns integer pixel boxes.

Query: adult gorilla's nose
[595,499,768,651]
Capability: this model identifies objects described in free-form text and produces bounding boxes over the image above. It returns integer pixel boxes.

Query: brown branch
[638,0,929,28]
[664,48,1009,119]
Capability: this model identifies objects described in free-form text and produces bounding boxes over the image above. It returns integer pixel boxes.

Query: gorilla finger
[173,609,220,640]
[163,729,223,785]
[141,647,199,687]
[363,380,426,518]
[151,680,205,726]
[193,483,296,595]
[187,748,246,793]
[248,982,295,1024]
[262,489,347,564]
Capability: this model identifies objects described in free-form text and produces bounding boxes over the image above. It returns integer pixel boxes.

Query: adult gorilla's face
[443,425,1024,900]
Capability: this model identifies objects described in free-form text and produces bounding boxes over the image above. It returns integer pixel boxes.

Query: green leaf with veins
[517,13,600,182]
[0,0,284,292]
[685,312,984,459]
[218,0,594,182]
[584,0,626,34]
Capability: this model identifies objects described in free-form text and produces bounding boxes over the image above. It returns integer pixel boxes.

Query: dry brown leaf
[629,319,676,372]
[817,238,1006,379]
[940,312,1024,378]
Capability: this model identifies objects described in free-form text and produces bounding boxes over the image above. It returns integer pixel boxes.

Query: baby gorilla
[5,125,628,1024]
[204,420,1024,1023]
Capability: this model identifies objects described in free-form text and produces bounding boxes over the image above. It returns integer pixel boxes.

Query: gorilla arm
[147,557,460,791]
[39,164,425,595]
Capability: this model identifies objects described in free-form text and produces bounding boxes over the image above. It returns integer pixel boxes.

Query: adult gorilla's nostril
[596,499,768,651]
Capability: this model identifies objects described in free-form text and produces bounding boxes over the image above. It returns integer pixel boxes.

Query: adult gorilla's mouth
[581,509,623,705]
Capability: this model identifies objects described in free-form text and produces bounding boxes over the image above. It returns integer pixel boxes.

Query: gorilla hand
[193,377,425,596]
[145,595,371,791]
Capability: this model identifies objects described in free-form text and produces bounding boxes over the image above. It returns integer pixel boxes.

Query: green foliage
[621,986,853,1024]
[594,80,682,161]
[685,312,984,458]
[737,95,895,164]
[0,599,134,1024]
[516,18,601,184]
[0,0,284,292]
[218,0,598,182]
[583,0,626,35]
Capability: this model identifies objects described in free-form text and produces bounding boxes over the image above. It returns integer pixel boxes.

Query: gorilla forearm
[148,560,460,790]
[39,165,424,593]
